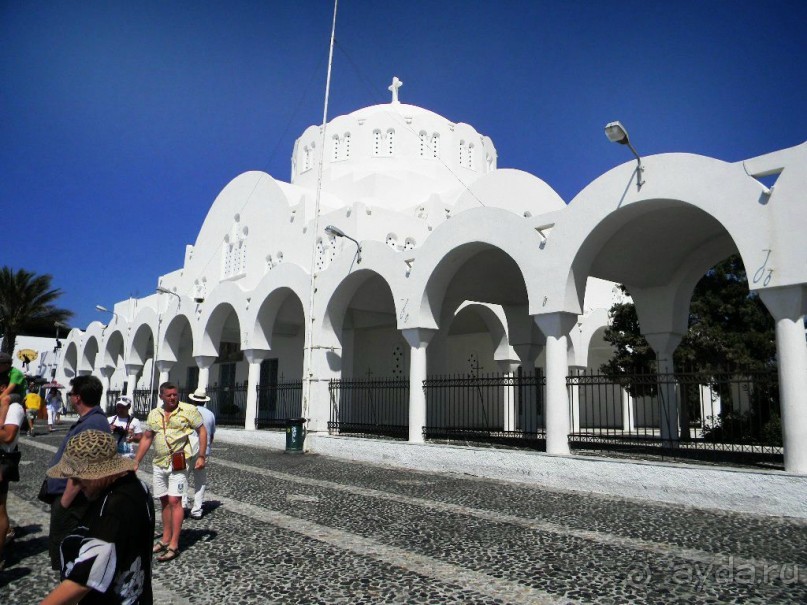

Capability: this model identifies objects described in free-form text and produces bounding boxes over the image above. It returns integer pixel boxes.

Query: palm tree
[0,267,73,355]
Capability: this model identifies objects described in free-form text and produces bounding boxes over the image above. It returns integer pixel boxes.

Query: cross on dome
[388,76,403,103]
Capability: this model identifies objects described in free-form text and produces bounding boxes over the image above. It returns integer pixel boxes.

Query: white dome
[290,89,497,212]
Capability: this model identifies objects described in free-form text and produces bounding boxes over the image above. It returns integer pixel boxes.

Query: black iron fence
[256,380,303,429]
[567,366,783,467]
[104,389,156,420]
[424,370,546,448]
[205,383,248,426]
[328,377,409,439]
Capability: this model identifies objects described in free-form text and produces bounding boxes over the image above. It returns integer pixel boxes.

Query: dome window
[303,143,315,172]
[431,133,440,158]
[372,129,394,157]
[387,128,395,156]
[459,140,473,169]
[332,132,351,162]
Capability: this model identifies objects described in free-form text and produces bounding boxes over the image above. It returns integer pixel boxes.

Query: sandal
[157,547,179,562]
[152,540,168,554]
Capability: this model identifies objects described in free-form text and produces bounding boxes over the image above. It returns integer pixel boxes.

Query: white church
[51,78,807,475]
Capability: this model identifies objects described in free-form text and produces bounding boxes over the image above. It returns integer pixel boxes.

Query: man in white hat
[41,429,154,604]
[107,396,143,458]
[184,388,216,519]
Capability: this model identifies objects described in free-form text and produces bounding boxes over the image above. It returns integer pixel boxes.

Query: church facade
[53,80,807,473]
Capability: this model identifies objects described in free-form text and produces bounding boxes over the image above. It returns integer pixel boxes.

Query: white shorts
[152,465,188,498]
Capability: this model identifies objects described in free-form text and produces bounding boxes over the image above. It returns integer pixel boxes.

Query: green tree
[0,267,73,356]
[602,254,775,379]
[601,255,779,443]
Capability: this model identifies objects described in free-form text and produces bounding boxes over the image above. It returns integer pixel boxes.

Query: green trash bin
[285,417,306,453]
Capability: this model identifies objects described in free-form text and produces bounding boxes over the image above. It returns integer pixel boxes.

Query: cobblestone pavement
[2,426,806,604]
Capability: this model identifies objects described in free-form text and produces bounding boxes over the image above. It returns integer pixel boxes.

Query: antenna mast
[302,0,338,430]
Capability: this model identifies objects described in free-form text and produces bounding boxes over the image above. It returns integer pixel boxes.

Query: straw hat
[188,388,210,403]
[47,430,136,480]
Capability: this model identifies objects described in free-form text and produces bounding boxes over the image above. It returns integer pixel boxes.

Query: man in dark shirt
[44,375,111,570]
[40,429,154,604]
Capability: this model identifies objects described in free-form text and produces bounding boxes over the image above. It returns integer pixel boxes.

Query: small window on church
[467,143,475,169]
[333,133,351,162]
[303,145,313,171]
[419,131,427,157]
[387,129,395,156]
[431,133,440,158]
[373,130,382,156]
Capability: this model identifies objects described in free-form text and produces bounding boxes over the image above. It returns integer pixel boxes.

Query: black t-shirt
[59,472,155,604]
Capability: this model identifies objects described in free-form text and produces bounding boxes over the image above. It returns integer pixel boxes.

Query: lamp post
[604,120,645,189]
[156,286,182,304]
[95,305,120,323]
[324,225,362,263]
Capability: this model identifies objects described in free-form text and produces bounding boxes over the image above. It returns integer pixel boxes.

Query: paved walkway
[2,426,806,604]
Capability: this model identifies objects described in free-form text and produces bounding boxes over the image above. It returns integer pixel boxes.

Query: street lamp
[95,305,120,323]
[324,225,361,263]
[604,120,644,189]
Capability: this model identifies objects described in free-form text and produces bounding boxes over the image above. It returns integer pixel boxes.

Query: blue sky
[2,0,805,330]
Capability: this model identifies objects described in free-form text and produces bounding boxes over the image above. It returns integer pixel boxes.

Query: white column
[155,360,175,387]
[243,349,270,431]
[534,313,577,455]
[759,287,807,474]
[99,366,114,408]
[194,355,217,391]
[403,328,436,443]
[621,388,635,432]
[124,364,142,397]
[497,360,520,432]
[644,332,683,444]
[568,365,584,433]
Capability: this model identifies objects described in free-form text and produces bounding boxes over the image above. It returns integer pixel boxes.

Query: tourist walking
[40,429,154,604]
[45,387,63,431]
[42,375,110,570]
[134,382,207,563]
[0,391,25,570]
[24,379,43,436]
[0,352,27,407]
[108,395,143,458]
[183,388,216,519]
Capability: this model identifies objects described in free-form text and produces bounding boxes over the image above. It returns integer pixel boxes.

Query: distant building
[0,335,61,381]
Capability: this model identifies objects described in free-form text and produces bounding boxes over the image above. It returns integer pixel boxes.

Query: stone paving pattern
[2,425,806,604]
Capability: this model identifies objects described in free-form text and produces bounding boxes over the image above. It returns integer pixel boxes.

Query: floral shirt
[145,402,203,469]
[59,473,155,604]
